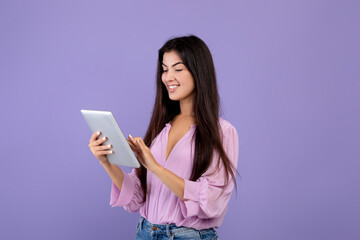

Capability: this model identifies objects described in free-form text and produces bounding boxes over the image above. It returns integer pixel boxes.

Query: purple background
[1,1,359,239]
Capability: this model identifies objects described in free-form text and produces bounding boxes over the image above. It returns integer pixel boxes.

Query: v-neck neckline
[164,122,196,162]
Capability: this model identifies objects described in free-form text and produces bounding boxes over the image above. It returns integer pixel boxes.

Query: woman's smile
[167,83,180,92]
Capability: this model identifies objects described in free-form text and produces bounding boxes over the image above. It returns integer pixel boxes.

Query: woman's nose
[165,70,175,81]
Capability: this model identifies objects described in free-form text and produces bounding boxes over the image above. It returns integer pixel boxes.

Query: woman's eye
[175,69,183,72]
[163,69,168,72]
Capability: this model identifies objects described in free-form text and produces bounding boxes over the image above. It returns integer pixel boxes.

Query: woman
[88,35,239,239]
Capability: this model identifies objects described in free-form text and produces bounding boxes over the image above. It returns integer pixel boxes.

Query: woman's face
[161,50,195,102]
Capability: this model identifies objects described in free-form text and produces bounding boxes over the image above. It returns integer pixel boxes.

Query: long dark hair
[136,35,237,200]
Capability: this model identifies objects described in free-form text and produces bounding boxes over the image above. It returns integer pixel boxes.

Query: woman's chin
[168,93,180,101]
[168,92,195,102]
[169,96,180,101]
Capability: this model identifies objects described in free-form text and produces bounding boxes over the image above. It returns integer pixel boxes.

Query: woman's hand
[127,135,160,172]
[88,131,114,164]
[127,134,187,201]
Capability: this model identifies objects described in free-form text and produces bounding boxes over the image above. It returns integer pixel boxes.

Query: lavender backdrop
[1,1,359,239]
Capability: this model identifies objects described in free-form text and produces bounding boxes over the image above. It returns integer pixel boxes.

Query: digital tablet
[80,109,140,168]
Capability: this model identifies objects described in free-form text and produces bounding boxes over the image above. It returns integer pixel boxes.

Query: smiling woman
[88,35,239,240]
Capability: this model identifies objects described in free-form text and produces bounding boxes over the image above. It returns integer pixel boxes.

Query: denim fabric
[135,217,218,240]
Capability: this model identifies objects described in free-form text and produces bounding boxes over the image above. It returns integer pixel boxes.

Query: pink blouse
[109,118,239,230]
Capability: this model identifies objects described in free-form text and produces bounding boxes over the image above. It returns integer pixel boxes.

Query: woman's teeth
[169,85,179,89]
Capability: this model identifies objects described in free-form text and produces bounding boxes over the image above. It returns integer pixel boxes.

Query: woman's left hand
[127,135,160,172]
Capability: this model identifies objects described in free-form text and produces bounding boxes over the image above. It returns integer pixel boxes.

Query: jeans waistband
[138,216,216,237]
[139,217,177,235]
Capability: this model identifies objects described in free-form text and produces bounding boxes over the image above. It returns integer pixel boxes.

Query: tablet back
[81,109,140,168]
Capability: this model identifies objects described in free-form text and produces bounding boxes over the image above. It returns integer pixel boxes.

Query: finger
[137,138,146,147]
[91,144,112,151]
[128,134,136,143]
[127,140,141,155]
[127,141,136,150]
[95,150,114,155]
[91,136,108,146]
[128,134,141,147]
[90,130,101,143]
[127,139,137,149]
[134,138,146,150]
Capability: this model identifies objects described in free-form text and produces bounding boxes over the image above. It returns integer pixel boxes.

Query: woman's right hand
[88,131,114,163]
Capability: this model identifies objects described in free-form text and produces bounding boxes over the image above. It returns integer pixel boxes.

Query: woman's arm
[100,160,125,191]
[88,131,144,211]
[88,130,125,191]
[127,135,188,201]
[151,164,187,201]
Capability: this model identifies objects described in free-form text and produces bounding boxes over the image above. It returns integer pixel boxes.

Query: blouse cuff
[181,179,208,217]
[184,179,200,201]
[109,173,135,207]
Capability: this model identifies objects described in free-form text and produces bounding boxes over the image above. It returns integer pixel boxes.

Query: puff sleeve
[109,168,144,213]
[179,125,239,219]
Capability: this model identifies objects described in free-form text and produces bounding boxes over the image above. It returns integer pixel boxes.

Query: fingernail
[108,144,111,148]
[97,131,100,135]
[129,134,133,138]
[103,137,106,140]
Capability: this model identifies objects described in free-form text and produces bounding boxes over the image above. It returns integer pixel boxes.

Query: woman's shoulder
[218,117,237,135]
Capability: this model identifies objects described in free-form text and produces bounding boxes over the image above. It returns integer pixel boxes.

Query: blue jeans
[135,217,218,240]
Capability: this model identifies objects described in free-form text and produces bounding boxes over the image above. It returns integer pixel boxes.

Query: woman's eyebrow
[162,62,184,67]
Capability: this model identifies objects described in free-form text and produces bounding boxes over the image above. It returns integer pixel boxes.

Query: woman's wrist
[99,159,110,168]
[149,162,163,176]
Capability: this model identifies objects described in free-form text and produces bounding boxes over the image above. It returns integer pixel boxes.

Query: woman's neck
[179,96,195,116]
